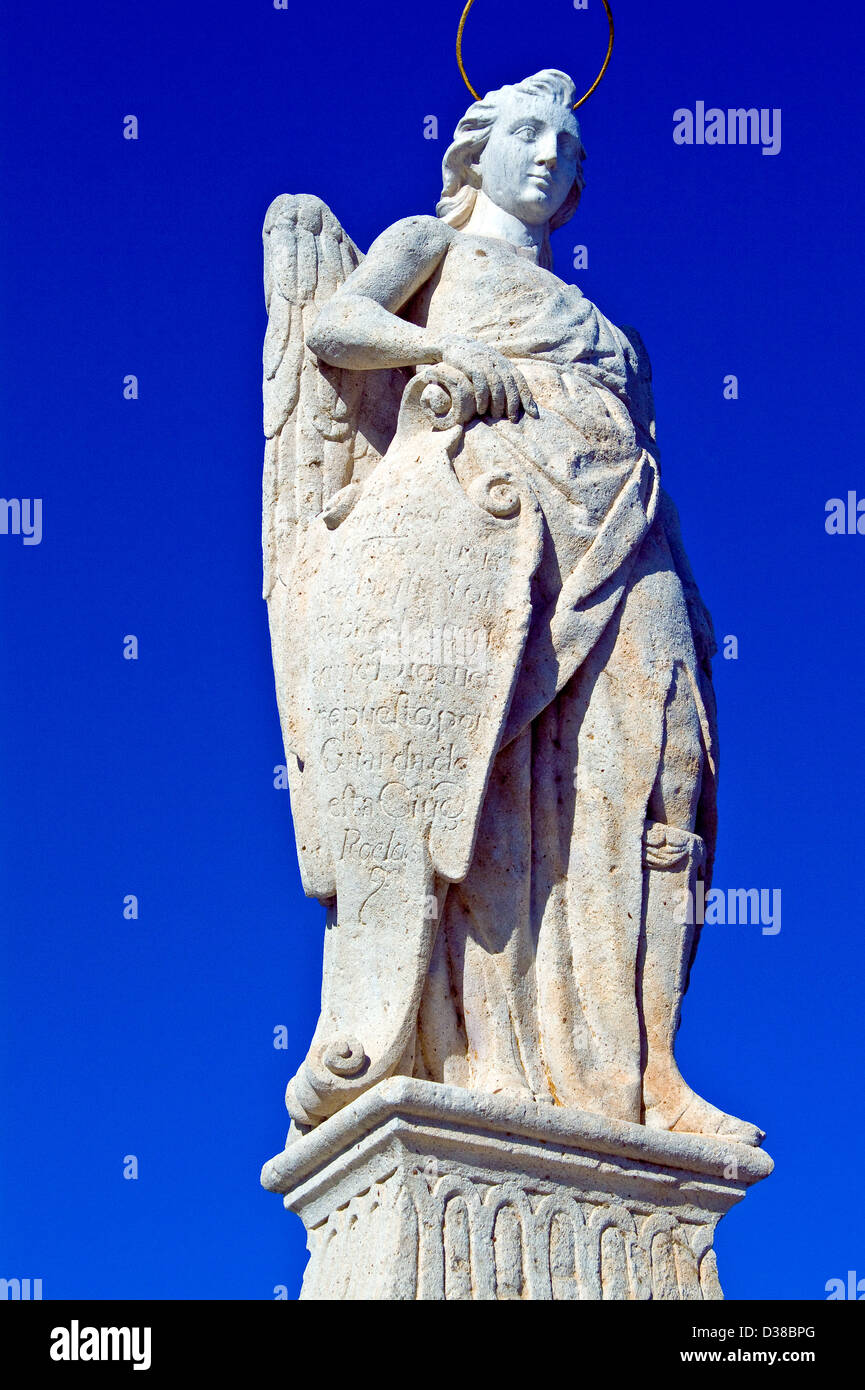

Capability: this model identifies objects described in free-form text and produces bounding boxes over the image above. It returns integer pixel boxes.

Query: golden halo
[456,0,614,111]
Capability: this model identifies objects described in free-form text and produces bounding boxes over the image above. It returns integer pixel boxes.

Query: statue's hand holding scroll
[438,334,538,422]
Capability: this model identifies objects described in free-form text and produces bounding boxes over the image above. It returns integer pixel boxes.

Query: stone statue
[262,69,764,1154]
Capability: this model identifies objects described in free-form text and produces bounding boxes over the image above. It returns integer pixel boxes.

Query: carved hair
[437,69,586,271]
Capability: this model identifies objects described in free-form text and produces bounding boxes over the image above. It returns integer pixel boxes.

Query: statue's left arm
[308,215,536,421]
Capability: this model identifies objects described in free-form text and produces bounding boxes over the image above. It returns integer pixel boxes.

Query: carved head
[437,69,586,269]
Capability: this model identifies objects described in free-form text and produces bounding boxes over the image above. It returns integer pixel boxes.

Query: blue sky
[1,0,863,1299]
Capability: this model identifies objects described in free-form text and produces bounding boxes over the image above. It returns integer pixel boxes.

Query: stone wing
[262,193,404,896]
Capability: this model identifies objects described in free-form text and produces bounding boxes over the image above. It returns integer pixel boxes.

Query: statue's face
[477,95,580,227]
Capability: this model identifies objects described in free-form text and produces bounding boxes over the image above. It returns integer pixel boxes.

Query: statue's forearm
[307,293,442,371]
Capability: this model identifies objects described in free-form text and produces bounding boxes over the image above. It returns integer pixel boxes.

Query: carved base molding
[261,1078,773,1301]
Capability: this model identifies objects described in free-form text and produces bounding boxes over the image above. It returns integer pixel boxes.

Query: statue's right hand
[437,335,538,422]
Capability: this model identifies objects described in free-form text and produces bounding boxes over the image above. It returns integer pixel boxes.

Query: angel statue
[262,69,764,1148]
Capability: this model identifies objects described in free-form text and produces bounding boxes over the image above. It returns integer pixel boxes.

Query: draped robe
[400,232,719,1117]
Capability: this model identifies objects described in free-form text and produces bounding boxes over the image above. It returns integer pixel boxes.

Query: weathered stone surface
[261,1079,773,1301]
[259,68,772,1297]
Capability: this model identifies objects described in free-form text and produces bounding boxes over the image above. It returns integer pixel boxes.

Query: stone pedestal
[261,1078,773,1301]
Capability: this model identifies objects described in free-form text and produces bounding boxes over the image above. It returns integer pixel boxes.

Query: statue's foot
[553,1074,642,1125]
[645,1084,765,1148]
